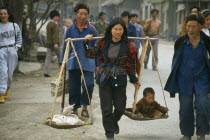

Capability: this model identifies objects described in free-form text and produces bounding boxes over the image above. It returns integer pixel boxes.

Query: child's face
[144,93,155,104]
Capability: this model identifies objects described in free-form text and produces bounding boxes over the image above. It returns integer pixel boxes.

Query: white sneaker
[63,105,74,116]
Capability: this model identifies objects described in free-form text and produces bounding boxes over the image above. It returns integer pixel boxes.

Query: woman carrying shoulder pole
[84,17,140,140]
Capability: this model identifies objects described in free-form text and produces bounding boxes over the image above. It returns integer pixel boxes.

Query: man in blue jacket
[165,13,210,140]
[61,3,98,118]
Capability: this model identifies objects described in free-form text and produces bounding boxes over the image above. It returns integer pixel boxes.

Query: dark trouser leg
[113,85,127,135]
[179,95,194,136]
[81,71,94,105]
[99,82,115,138]
[69,69,81,110]
[99,82,127,138]
[195,93,210,135]
[113,85,127,122]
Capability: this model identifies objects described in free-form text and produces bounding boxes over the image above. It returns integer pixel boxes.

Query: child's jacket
[136,98,167,118]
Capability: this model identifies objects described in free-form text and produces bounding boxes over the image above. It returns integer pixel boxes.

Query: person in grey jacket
[0,6,22,104]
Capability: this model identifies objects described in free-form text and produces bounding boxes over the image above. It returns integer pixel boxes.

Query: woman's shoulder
[13,23,20,28]
[3,22,20,29]
[127,41,137,51]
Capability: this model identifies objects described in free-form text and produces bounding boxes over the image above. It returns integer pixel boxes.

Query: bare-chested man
[143,9,161,71]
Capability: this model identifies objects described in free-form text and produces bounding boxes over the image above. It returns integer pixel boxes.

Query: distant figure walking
[43,10,60,77]
[94,12,109,36]
[143,9,161,71]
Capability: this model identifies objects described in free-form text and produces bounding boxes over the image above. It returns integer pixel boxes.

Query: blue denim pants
[179,93,210,136]
[68,69,94,110]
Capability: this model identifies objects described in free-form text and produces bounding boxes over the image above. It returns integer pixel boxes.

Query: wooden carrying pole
[132,37,149,113]
[50,41,70,124]
[65,37,158,42]
[61,63,66,114]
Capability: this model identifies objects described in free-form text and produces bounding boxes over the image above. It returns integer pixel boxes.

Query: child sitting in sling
[135,87,168,118]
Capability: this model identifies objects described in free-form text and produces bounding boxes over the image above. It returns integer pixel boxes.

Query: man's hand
[54,44,59,49]
[133,81,141,88]
[147,19,152,24]
[95,66,100,74]
[84,34,93,43]
[16,47,20,51]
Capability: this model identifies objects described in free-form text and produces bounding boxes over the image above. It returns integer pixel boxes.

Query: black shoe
[44,74,51,77]
[114,122,119,134]
[106,133,114,140]
[152,67,157,71]
[107,138,115,140]
[144,65,148,69]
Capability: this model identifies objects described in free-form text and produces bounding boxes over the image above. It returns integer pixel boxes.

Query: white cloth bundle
[52,114,85,126]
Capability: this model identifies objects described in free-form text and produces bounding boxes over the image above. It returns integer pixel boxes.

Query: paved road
[0,40,209,140]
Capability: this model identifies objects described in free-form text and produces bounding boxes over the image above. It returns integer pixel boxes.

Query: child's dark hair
[143,87,155,97]
[74,3,89,14]
[49,10,60,19]
[151,9,158,14]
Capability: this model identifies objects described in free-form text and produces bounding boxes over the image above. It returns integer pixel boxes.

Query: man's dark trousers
[68,69,94,110]
[179,92,210,136]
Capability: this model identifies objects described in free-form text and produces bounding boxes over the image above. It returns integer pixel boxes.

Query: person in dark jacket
[84,17,140,140]
[164,13,210,140]
[121,11,137,38]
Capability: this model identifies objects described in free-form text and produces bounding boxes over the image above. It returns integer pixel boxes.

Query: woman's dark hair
[151,9,158,14]
[0,6,14,22]
[49,10,60,19]
[190,6,200,13]
[143,87,155,97]
[130,13,138,18]
[103,17,128,42]
[185,12,205,25]
[74,3,89,14]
